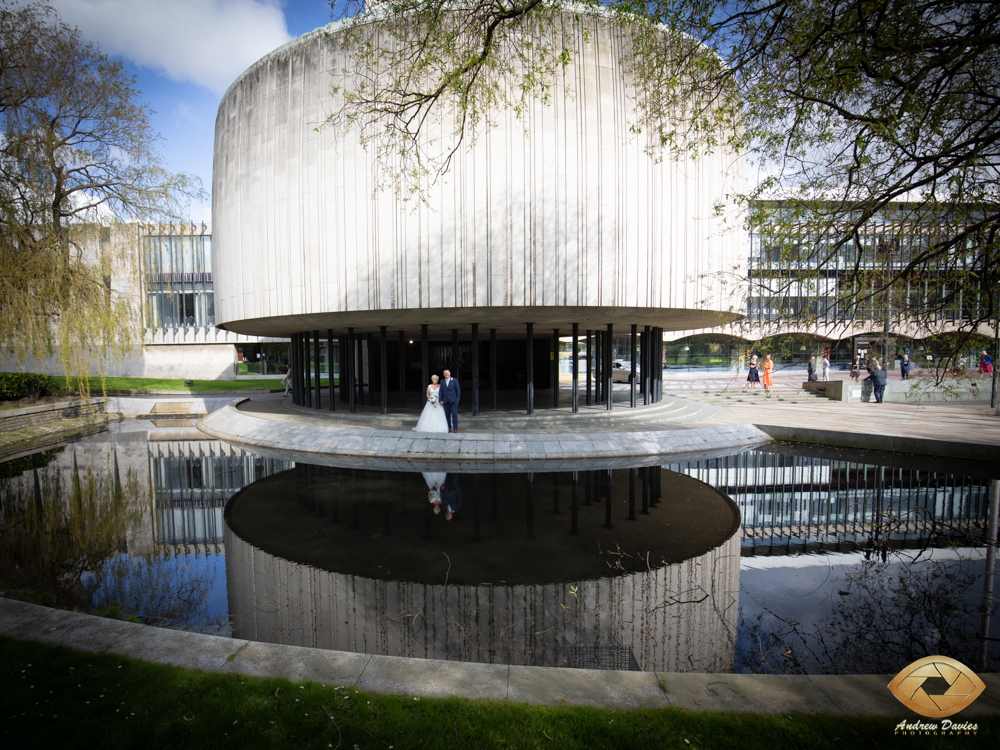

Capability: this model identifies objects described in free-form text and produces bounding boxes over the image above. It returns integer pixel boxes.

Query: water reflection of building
[666,448,994,555]
[224,467,741,672]
[148,439,291,554]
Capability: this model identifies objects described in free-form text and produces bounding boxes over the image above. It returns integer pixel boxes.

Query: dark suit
[866,369,887,403]
[442,473,462,516]
[900,357,912,379]
[439,376,461,431]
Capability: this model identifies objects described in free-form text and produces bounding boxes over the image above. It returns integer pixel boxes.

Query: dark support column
[472,475,481,542]
[398,331,406,409]
[628,468,636,520]
[304,331,312,408]
[552,328,559,407]
[313,330,321,409]
[526,473,535,539]
[642,325,650,406]
[327,329,336,411]
[585,329,591,405]
[571,323,579,413]
[570,472,580,535]
[356,335,364,406]
[291,333,299,405]
[526,322,534,415]
[368,332,375,407]
[347,327,356,413]
[657,328,664,402]
[594,330,602,402]
[338,335,347,403]
[421,324,429,392]
[630,323,637,408]
[380,326,388,415]
[471,323,480,416]
[451,328,459,380]
[605,323,614,411]
[603,472,613,529]
[641,466,650,515]
[489,328,497,410]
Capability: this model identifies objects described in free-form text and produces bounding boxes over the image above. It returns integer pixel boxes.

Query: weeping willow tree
[326,0,999,392]
[0,1,201,392]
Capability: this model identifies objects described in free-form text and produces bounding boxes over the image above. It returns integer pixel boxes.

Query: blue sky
[49,1,353,222]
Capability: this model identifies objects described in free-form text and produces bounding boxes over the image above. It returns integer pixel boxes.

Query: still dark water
[1,427,997,675]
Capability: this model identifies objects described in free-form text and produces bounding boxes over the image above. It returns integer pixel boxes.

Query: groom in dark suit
[440,368,461,432]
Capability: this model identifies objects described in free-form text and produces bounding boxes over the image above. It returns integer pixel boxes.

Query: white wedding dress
[412,385,449,433]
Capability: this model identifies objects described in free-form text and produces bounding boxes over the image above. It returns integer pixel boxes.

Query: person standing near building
[900,354,912,380]
[746,355,760,389]
[980,351,993,379]
[850,356,862,381]
[820,353,830,382]
[807,356,817,382]
[282,364,292,397]
[761,355,774,391]
[439,368,461,432]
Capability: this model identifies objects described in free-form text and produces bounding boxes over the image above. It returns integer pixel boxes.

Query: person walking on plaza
[900,354,912,380]
[980,350,993,379]
[850,356,862,381]
[746,355,760,389]
[820,353,830,382]
[761,354,774,391]
[439,368,461,432]
[865,366,887,403]
[807,356,817,382]
[282,364,292,396]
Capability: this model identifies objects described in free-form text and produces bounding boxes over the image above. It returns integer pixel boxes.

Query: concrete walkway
[2,598,997,716]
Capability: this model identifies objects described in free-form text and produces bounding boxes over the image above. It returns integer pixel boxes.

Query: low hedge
[0,372,61,401]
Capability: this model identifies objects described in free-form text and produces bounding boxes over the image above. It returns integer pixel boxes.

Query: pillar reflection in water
[225,466,741,672]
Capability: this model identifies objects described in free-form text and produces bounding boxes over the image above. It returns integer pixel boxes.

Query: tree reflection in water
[0,447,215,629]
[738,547,999,675]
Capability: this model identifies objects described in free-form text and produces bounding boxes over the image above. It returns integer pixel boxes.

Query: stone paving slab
[196,400,771,469]
[355,655,509,702]
[654,674,841,714]
[2,598,999,716]
[108,625,243,673]
[509,665,669,710]
[223,640,372,685]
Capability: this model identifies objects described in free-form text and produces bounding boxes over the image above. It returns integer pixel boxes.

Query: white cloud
[49,0,293,93]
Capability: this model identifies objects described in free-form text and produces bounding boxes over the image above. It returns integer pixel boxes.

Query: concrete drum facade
[212,9,746,340]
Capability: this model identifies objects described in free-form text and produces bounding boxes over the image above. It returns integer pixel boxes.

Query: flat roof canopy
[218,306,744,338]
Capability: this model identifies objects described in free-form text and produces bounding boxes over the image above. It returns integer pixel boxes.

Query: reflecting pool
[0,428,996,675]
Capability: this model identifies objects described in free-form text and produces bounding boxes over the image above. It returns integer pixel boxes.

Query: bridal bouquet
[427,391,440,405]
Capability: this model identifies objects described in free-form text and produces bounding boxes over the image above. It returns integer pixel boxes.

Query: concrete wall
[213,10,747,337]
[225,527,739,673]
[2,344,239,381]
[803,379,987,403]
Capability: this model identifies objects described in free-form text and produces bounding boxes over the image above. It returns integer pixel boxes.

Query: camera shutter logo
[887,656,986,718]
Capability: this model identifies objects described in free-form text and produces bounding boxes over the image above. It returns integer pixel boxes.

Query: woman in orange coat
[761,355,774,390]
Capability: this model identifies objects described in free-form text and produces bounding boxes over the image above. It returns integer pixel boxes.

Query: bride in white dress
[412,374,450,433]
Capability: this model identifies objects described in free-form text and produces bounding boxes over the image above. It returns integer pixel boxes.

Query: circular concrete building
[212,8,746,411]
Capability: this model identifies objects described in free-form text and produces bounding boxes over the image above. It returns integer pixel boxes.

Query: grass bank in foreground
[1,637,993,750]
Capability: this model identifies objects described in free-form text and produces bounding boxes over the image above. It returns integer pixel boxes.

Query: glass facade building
[143,232,215,329]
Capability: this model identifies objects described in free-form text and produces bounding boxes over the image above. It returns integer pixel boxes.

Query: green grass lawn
[1,636,993,750]
[79,376,334,393]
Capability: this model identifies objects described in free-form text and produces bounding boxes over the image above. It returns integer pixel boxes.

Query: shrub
[0,372,60,401]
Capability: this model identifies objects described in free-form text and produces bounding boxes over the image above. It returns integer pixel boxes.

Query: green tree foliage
[0,1,201,389]
[329,0,998,363]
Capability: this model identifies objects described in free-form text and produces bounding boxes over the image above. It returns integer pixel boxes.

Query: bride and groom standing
[412,368,461,433]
